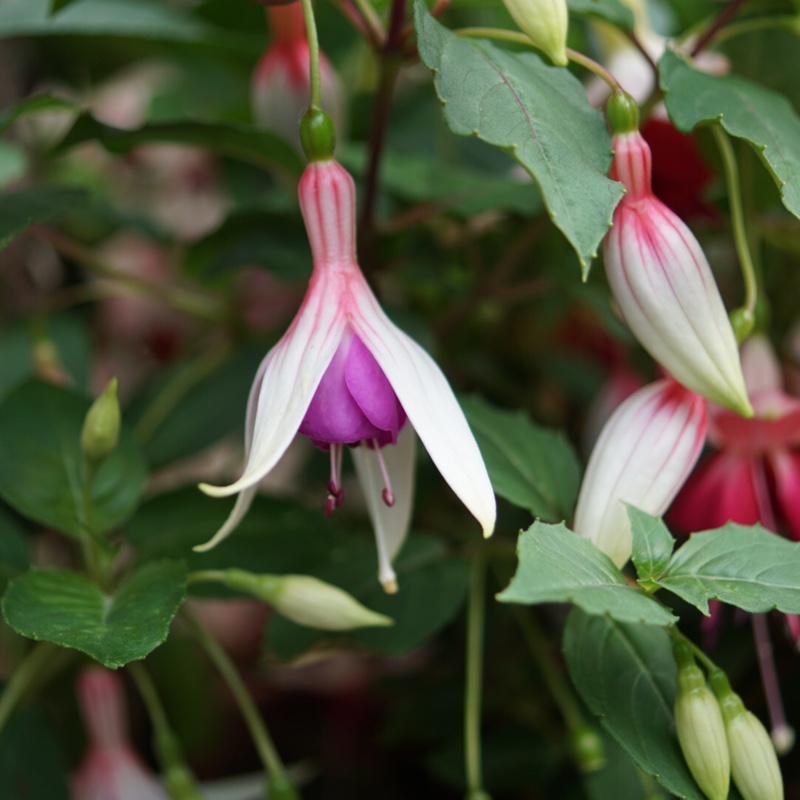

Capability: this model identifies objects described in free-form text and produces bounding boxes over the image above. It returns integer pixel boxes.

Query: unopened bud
[222,569,393,631]
[569,726,605,773]
[710,670,784,800]
[501,0,568,66]
[80,378,121,467]
[673,645,729,800]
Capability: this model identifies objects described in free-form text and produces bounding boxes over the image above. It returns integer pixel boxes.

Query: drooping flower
[604,122,752,416]
[198,158,495,591]
[71,668,167,800]
[251,2,344,149]
[572,377,707,568]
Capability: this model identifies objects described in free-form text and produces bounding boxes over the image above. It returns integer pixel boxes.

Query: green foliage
[660,49,800,219]
[655,523,800,616]
[0,507,30,594]
[0,380,147,540]
[628,506,675,591]
[415,0,624,273]
[2,561,187,668]
[0,708,69,800]
[461,396,580,521]
[0,187,88,251]
[496,521,676,625]
[568,0,634,29]
[565,610,709,800]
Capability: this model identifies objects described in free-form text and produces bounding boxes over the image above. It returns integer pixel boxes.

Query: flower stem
[181,609,296,793]
[299,0,322,111]
[711,124,758,338]
[689,0,749,57]
[464,555,491,799]
[511,607,584,732]
[668,626,720,674]
[128,661,204,799]
[359,0,406,274]
[0,642,59,738]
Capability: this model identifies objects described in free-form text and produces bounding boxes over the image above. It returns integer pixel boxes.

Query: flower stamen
[371,439,395,507]
[325,443,345,516]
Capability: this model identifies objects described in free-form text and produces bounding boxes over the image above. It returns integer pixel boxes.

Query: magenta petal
[345,335,406,444]
[298,334,384,445]
[668,452,762,534]
[768,449,800,541]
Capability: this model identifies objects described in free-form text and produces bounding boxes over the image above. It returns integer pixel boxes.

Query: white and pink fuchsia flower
[198,158,496,592]
[71,668,167,800]
[603,110,752,418]
[572,377,707,568]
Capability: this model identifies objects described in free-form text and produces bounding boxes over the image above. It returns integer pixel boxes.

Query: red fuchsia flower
[670,334,800,541]
[572,377,707,568]
[603,111,752,417]
[198,158,495,592]
[71,668,166,800]
[252,3,344,149]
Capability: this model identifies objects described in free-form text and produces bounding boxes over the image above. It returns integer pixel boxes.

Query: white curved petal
[350,284,496,538]
[200,279,346,499]
[351,426,416,593]
[572,380,707,567]
[193,485,259,552]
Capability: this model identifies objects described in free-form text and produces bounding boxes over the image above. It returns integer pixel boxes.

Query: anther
[372,439,395,508]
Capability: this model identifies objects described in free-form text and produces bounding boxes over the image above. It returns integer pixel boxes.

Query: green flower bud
[711,670,784,800]
[569,726,605,773]
[223,569,393,631]
[80,378,121,467]
[300,108,336,163]
[673,655,730,800]
[501,0,568,66]
[606,91,640,136]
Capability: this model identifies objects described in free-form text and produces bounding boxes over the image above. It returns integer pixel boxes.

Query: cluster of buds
[673,642,784,800]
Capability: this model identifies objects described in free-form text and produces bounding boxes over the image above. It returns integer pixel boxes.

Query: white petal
[199,278,346,499]
[572,379,706,567]
[193,485,259,552]
[351,426,416,592]
[350,284,496,538]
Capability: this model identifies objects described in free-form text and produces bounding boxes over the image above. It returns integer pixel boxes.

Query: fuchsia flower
[71,668,166,800]
[252,3,344,148]
[573,378,707,568]
[199,159,495,591]
[604,128,752,416]
[670,334,800,541]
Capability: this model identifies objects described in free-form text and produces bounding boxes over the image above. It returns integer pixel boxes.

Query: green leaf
[460,395,580,521]
[339,144,542,218]
[266,535,470,659]
[125,489,342,579]
[656,523,800,615]
[0,380,147,539]
[496,521,675,625]
[0,708,69,800]
[129,347,263,468]
[55,113,304,179]
[2,561,187,668]
[660,49,800,219]
[0,0,260,53]
[0,507,30,594]
[415,0,623,273]
[0,187,88,251]
[564,610,706,800]
[629,507,675,591]
[568,0,634,29]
